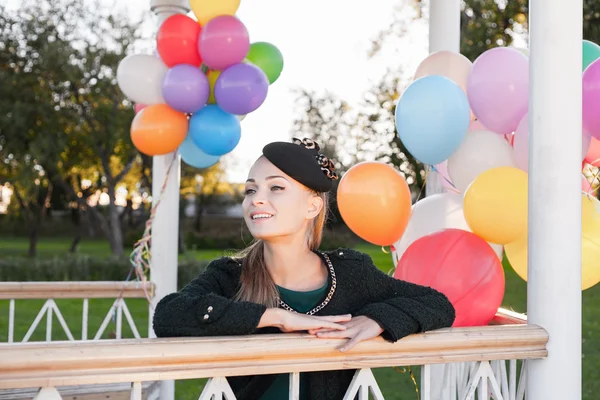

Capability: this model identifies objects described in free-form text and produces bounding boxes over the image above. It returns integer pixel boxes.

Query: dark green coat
[153,248,456,400]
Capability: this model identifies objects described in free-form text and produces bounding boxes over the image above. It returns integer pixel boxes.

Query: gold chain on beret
[292,137,339,181]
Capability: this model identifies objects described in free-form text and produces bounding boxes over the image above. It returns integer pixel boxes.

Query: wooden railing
[0,282,542,399]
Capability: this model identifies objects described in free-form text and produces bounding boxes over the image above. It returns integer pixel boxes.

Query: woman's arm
[354,253,456,342]
[152,258,268,337]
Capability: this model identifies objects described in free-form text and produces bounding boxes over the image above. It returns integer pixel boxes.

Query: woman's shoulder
[204,256,243,275]
[322,248,370,264]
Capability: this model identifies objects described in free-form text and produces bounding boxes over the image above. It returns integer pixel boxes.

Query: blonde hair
[233,191,329,307]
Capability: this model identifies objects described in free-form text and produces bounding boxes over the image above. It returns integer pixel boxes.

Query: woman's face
[242,156,322,243]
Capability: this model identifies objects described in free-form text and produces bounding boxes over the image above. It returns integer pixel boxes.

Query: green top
[259,278,330,400]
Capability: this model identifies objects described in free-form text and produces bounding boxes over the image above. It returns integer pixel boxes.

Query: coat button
[207,306,213,313]
[203,314,210,321]
[339,251,344,256]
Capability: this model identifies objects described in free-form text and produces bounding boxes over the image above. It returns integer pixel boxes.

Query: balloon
[117,55,167,105]
[189,105,241,156]
[190,0,240,26]
[469,119,487,132]
[395,75,470,165]
[337,162,412,246]
[582,59,600,140]
[414,51,472,93]
[198,15,249,71]
[392,192,503,261]
[467,47,529,134]
[433,161,456,192]
[513,113,591,172]
[245,42,284,84]
[513,47,529,58]
[505,133,515,146]
[583,40,600,71]
[179,134,220,169]
[134,104,147,114]
[156,14,202,67]
[130,104,188,156]
[447,129,516,193]
[162,65,210,113]
[506,195,600,291]
[207,70,221,104]
[583,175,593,193]
[215,63,269,115]
[395,229,505,327]
[585,136,600,166]
[464,166,528,245]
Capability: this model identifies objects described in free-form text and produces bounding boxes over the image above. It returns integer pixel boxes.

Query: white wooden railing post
[424,0,462,397]
[527,0,583,399]
[148,1,189,400]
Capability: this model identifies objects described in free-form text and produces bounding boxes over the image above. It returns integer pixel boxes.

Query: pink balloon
[198,16,250,71]
[467,47,529,135]
[583,59,600,140]
[514,113,591,172]
[134,103,147,113]
[505,133,515,146]
[583,175,592,193]
[585,137,600,166]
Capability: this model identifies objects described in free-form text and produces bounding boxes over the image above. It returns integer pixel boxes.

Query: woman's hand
[308,316,385,352]
[259,308,352,333]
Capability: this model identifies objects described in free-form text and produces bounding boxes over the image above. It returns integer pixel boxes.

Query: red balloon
[394,229,505,327]
[157,14,202,67]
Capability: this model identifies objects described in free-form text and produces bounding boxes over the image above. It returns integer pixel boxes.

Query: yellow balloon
[190,0,241,26]
[505,195,600,290]
[207,70,221,104]
[463,166,528,245]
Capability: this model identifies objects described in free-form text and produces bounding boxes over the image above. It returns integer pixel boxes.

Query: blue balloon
[395,75,470,165]
[189,105,241,156]
[179,134,220,169]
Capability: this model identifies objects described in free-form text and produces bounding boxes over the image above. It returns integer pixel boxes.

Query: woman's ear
[306,194,324,220]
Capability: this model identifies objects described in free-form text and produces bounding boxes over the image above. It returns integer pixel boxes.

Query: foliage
[0,0,151,256]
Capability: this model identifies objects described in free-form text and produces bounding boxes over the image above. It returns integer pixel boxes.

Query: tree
[0,0,151,256]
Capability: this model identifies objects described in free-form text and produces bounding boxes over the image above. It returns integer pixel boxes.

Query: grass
[1,238,599,399]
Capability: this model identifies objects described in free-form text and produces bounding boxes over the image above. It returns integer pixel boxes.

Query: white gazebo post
[425,0,461,196]
[148,1,190,400]
[528,1,583,399]
[421,0,461,398]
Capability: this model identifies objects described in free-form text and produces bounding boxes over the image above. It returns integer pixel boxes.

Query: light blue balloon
[395,75,470,165]
[179,134,220,169]
[189,105,241,156]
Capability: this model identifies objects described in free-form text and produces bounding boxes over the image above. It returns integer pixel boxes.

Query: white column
[148,2,189,400]
[527,1,582,399]
[425,0,461,196]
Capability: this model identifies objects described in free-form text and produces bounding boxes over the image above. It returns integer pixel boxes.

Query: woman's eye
[244,188,256,195]
[271,186,284,191]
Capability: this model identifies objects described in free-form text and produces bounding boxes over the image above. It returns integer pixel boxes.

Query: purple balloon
[214,63,269,115]
[162,64,210,113]
[583,59,600,140]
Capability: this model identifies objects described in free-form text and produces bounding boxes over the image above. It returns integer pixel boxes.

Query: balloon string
[393,366,420,400]
[429,165,461,194]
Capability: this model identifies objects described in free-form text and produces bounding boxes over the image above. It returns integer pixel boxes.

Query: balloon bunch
[337,43,600,328]
[116,0,284,169]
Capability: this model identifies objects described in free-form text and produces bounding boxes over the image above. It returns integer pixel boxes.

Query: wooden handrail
[0,281,155,300]
[0,324,548,389]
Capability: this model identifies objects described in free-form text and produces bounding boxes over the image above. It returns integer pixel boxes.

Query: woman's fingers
[315,327,356,339]
[339,333,366,352]
[314,314,352,323]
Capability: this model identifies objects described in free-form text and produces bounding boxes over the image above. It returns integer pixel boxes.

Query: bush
[0,255,209,290]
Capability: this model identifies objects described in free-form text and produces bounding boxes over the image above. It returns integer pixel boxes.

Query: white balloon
[392,192,503,263]
[447,130,516,193]
[117,54,167,105]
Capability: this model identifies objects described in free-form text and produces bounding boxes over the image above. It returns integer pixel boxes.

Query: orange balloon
[337,162,412,246]
[130,104,188,156]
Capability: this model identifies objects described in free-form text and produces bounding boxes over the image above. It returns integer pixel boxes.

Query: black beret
[262,137,339,192]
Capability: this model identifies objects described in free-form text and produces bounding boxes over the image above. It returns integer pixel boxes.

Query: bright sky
[7,0,431,182]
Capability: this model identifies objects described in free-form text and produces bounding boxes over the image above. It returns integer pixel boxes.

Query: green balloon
[583,40,600,72]
[246,42,284,84]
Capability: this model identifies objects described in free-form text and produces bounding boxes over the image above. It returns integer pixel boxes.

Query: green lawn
[1,239,599,399]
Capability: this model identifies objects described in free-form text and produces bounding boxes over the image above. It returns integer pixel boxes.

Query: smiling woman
[152,138,456,400]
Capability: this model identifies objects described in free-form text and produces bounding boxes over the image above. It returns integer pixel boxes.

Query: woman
[153,137,456,400]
